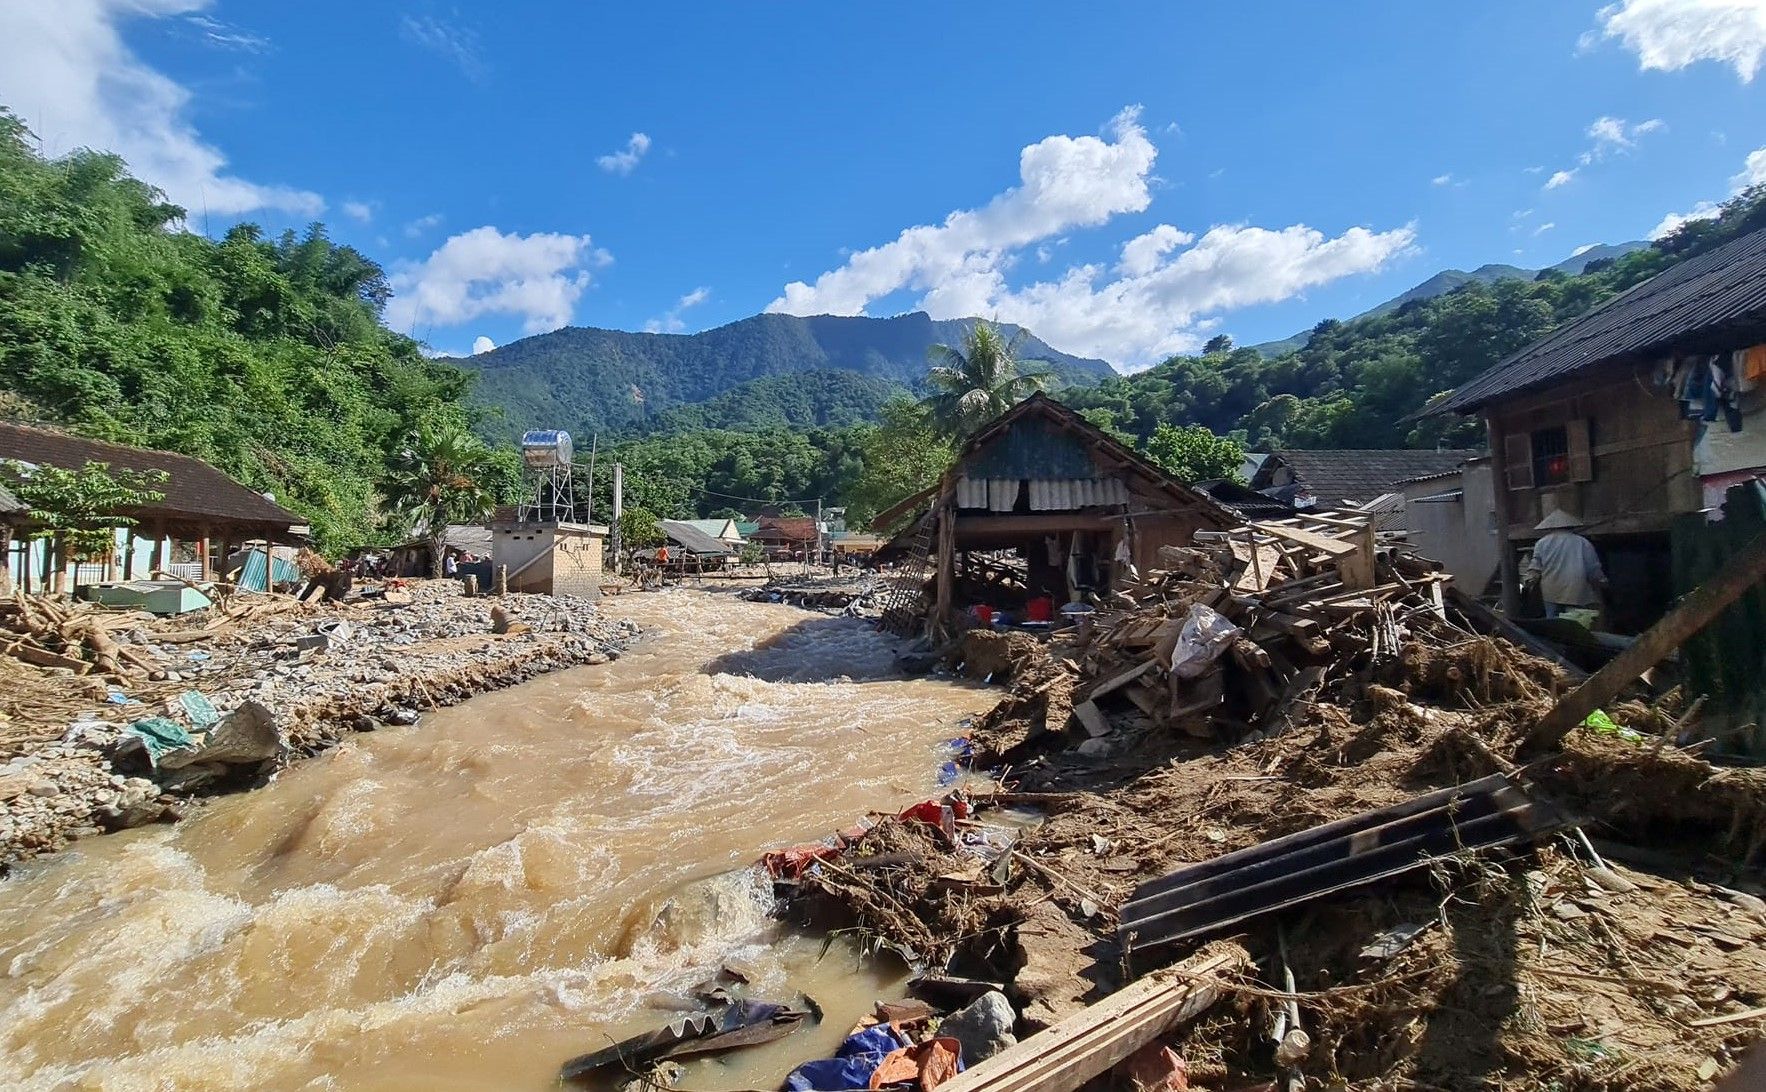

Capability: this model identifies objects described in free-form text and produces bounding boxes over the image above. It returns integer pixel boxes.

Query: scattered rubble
[1,581,635,865]
[763,512,1766,1090]
[738,573,882,614]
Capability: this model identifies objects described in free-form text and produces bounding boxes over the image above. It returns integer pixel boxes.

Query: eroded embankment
[1,583,636,865]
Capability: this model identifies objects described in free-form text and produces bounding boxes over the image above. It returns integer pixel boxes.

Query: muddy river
[0,590,988,1090]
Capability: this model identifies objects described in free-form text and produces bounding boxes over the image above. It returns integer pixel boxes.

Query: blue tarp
[784,1025,909,1092]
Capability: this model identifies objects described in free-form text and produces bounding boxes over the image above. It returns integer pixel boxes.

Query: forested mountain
[1249,241,1649,357]
[1065,248,1678,452]
[0,112,488,549]
[633,370,907,434]
[455,311,1115,439]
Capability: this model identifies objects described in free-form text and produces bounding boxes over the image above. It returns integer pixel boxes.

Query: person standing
[1523,511,1607,619]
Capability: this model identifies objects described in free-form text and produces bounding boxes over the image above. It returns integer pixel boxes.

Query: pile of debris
[1,581,636,865]
[781,514,1766,1089]
[739,573,881,615]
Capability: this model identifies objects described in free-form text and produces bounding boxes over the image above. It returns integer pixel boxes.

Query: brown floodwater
[0,589,988,1091]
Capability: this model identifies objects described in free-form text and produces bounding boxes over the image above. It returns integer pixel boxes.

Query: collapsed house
[875,394,1236,637]
[657,519,735,571]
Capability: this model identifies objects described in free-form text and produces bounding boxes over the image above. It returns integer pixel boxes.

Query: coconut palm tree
[380,419,496,577]
[922,321,1051,437]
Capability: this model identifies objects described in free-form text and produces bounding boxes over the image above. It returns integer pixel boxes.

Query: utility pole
[815,497,824,569]
[584,433,598,524]
[610,462,624,572]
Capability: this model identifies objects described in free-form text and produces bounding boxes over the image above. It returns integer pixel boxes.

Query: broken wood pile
[1064,513,1569,745]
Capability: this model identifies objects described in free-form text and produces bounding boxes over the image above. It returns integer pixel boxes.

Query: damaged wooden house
[1428,222,1766,632]
[876,393,1235,637]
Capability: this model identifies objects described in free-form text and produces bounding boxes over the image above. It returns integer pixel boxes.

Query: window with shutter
[1566,417,1594,482]
[1503,432,1534,490]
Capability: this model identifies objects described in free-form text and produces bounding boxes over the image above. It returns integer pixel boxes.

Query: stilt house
[875,394,1235,635]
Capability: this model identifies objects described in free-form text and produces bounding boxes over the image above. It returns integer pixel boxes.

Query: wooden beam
[1485,413,1523,615]
[935,947,1246,1092]
[955,514,1112,536]
[933,499,956,635]
[1527,529,1766,750]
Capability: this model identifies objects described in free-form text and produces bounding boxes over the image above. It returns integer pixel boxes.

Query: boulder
[940,989,1017,1065]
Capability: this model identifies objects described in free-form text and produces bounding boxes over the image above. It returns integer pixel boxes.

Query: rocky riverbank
[0,582,635,867]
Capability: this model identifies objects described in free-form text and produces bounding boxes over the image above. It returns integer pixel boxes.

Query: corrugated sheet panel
[964,416,1098,479]
[956,476,988,508]
[1434,227,1766,415]
[988,478,1018,512]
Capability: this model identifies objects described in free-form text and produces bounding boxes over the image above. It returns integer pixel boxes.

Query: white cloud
[1534,222,1557,235]
[1734,146,1766,188]
[0,0,322,217]
[1547,116,1665,190]
[385,227,612,336]
[770,107,1158,316]
[1571,242,1599,256]
[1546,169,1578,189]
[182,13,268,52]
[1524,165,1547,174]
[1431,173,1455,186]
[1594,0,1766,82]
[767,107,1411,366]
[597,132,652,176]
[471,335,496,355]
[643,286,711,334]
[405,213,444,238]
[1650,143,1766,236]
[399,14,484,79]
[342,200,373,223]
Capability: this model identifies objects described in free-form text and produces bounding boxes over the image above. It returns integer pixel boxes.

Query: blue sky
[5,1,1765,368]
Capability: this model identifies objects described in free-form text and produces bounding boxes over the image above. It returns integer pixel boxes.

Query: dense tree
[1,461,165,584]
[0,109,493,551]
[923,321,1050,437]
[844,398,954,531]
[1143,424,1245,484]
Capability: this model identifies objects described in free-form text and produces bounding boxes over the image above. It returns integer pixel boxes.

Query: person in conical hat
[1523,509,1606,618]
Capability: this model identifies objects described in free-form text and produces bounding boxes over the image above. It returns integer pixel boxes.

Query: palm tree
[381,419,496,578]
[922,321,1051,437]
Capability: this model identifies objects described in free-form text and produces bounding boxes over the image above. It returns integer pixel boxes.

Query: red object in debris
[970,604,995,625]
[1122,1043,1189,1092]
[761,842,842,879]
[1025,596,1054,623]
[870,1037,962,1091]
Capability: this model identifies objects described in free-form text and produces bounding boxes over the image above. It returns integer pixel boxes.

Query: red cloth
[970,604,994,625]
[870,1037,962,1090]
[761,842,841,878]
[1025,596,1054,622]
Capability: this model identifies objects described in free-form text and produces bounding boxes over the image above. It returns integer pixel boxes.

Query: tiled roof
[0,422,302,529]
[0,480,22,517]
[1258,449,1477,508]
[751,516,818,542]
[1433,227,1766,414]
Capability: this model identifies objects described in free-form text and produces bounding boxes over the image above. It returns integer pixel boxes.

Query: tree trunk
[430,533,445,579]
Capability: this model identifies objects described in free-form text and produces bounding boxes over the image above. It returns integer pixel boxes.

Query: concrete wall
[1401,462,1501,598]
[492,523,604,596]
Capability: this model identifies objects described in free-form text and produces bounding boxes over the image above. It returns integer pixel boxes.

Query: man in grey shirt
[1523,510,1607,618]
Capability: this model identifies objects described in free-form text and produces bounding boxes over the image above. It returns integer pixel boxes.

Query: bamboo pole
[1527,529,1766,750]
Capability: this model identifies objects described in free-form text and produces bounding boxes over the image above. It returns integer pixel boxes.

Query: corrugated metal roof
[0,480,23,517]
[1433,228,1766,415]
[659,519,734,555]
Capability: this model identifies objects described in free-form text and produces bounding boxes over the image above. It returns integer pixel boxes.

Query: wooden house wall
[1489,362,1699,539]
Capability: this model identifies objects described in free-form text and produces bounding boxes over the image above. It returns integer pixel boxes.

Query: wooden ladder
[877,518,935,636]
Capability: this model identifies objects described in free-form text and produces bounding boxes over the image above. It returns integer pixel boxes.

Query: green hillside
[454,311,1116,439]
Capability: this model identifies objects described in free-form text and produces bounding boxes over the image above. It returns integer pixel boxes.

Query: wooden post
[148,522,165,573]
[932,498,955,636]
[197,523,212,579]
[50,535,66,594]
[122,528,135,580]
[495,563,509,596]
[1527,529,1766,750]
[19,536,30,595]
[1485,413,1523,615]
